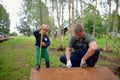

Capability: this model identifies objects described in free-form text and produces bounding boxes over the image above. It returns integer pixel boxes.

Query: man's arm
[80,41,97,67]
[66,36,74,68]
[82,41,97,61]
[66,47,72,68]
[66,47,72,60]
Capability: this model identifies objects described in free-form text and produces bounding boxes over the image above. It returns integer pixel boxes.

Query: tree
[56,0,62,44]
[9,32,17,36]
[80,0,83,25]
[0,4,10,34]
[17,0,51,36]
[39,0,42,25]
[16,20,31,36]
[59,0,63,37]
[75,0,78,23]
[83,4,103,36]
[106,0,111,50]
[68,0,72,39]
[92,0,97,37]
[112,0,119,53]
[50,0,55,39]
[71,0,74,36]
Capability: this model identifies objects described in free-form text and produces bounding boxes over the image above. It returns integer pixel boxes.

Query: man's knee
[87,49,100,67]
[60,54,66,64]
[94,49,100,61]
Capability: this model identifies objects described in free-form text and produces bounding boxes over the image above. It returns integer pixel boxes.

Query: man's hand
[66,60,72,68]
[80,58,87,68]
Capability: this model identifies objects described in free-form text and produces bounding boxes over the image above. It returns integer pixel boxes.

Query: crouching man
[60,24,100,68]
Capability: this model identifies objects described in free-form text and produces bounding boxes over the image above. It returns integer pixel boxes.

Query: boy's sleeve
[33,30,40,38]
[46,37,50,47]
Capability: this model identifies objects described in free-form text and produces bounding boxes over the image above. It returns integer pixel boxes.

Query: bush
[9,32,17,36]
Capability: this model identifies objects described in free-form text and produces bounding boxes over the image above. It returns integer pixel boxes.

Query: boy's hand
[42,42,46,46]
[38,27,43,32]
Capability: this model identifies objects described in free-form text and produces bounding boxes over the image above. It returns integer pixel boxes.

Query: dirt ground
[99,53,120,79]
[30,67,117,80]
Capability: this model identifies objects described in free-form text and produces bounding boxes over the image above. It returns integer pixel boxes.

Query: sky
[0,0,21,33]
[0,0,119,34]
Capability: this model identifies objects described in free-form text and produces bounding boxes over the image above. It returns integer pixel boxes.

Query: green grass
[0,36,120,80]
[0,36,67,80]
[0,36,35,80]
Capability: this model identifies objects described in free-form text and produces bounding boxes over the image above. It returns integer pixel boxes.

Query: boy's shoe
[46,62,50,68]
[35,64,40,70]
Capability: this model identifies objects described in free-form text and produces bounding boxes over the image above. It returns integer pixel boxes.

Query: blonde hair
[38,24,49,30]
[41,24,49,30]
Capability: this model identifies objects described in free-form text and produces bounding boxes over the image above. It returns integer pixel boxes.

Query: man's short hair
[74,24,84,33]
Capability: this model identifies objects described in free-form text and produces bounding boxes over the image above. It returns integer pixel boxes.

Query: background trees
[16,0,119,53]
[0,0,120,53]
[0,4,10,34]
[16,0,51,36]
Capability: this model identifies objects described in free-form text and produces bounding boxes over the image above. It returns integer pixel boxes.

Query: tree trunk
[92,0,97,37]
[106,0,111,51]
[39,0,42,25]
[56,0,62,44]
[68,0,72,39]
[62,2,64,37]
[112,0,119,54]
[51,0,55,39]
[75,0,78,23]
[72,0,74,36]
[80,0,83,25]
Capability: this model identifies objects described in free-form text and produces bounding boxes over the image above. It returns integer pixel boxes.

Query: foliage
[110,11,120,33]
[0,4,10,34]
[9,32,18,36]
[16,21,31,36]
[83,4,104,37]
[17,0,51,36]
[103,10,120,34]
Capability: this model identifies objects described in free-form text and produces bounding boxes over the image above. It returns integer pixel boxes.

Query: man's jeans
[60,49,100,67]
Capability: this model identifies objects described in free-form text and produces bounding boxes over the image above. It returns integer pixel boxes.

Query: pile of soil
[114,66,120,77]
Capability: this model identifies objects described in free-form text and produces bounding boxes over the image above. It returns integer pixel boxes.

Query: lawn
[0,36,120,80]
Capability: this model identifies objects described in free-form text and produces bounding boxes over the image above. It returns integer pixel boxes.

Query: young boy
[34,24,50,70]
